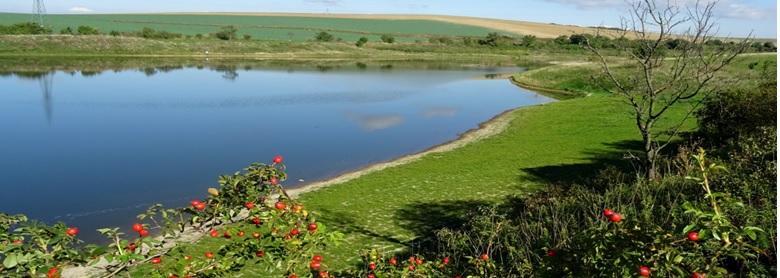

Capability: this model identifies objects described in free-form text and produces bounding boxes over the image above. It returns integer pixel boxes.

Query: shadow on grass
[315,208,408,247]
[520,140,644,187]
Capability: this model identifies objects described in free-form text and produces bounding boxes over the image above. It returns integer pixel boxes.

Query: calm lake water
[0,61,553,241]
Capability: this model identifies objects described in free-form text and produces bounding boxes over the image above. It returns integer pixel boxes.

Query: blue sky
[2,0,776,37]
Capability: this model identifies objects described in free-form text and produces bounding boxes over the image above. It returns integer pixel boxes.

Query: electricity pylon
[33,0,46,26]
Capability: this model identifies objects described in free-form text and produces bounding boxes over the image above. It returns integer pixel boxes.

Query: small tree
[355,37,368,47]
[60,26,73,35]
[586,0,750,179]
[521,35,537,47]
[76,25,99,35]
[380,34,395,43]
[315,31,334,42]
[215,25,237,40]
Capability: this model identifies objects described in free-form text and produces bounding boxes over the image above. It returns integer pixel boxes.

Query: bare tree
[586,0,751,180]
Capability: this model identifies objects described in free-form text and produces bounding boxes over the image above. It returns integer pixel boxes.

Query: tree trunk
[641,128,658,180]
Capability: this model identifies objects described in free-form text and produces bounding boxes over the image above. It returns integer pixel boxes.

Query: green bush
[214,25,237,40]
[696,60,776,146]
[314,31,334,42]
[59,27,73,35]
[76,25,99,35]
[243,34,251,40]
[479,32,514,47]
[0,22,51,35]
[355,37,368,47]
[380,34,395,43]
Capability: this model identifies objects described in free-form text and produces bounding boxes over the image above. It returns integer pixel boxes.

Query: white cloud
[68,6,93,13]
[721,2,769,20]
[543,0,771,20]
[544,0,624,9]
[303,0,342,7]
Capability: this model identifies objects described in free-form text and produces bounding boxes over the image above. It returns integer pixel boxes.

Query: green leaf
[3,254,18,268]
[683,224,696,233]
[673,255,684,263]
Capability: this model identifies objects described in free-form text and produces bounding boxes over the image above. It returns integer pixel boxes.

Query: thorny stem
[695,148,722,218]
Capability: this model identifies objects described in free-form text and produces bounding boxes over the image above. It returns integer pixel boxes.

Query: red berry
[415,258,423,265]
[312,255,323,262]
[169,275,178,278]
[639,265,651,277]
[12,239,22,245]
[150,257,162,264]
[389,257,397,266]
[245,202,255,209]
[237,231,245,237]
[609,213,623,223]
[319,271,329,278]
[205,252,214,259]
[209,229,219,238]
[547,249,557,257]
[442,256,451,265]
[253,232,261,238]
[270,177,279,185]
[293,204,304,213]
[256,250,265,257]
[408,265,415,271]
[138,229,150,238]
[184,255,192,260]
[480,253,489,261]
[132,223,144,232]
[251,217,262,225]
[692,272,705,278]
[367,274,376,278]
[66,227,79,237]
[603,208,615,217]
[687,231,700,242]
[309,260,321,270]
[47,267,59,278]
[369,262,376,270]
[126,243,137,252]
[288,275,298,278]
[223,231,231,238]
[275,201,286,210]
[194,202,206,211]
[190,200,201,207]
[308,223,318,232]
[290,228,300,236]
[273,155,283,164]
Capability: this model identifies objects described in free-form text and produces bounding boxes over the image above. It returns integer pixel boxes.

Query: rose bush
[0,156,343,278]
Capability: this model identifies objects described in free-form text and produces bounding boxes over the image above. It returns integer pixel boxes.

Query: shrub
[0,22,51,35]
[76,25,99,35]
[109,30,120,36]
[59,27,74,35]
[428,36,454,45]
[314,31,334,42]
[0,156,343,277]
[214,25,237,40]
[380,34,395,43]
[696,60,776,146]
[355,37,368,47]
[554,35,569,45]
[243,34,251,40]
[569,34,588,45]
[479,32,514,47]
[521,35,537,47]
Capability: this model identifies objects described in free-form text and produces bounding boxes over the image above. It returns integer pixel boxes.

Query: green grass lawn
[122,53,776,276]
[0,13,503,42]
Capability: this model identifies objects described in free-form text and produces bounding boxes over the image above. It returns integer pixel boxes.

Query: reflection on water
[0,61,554,242]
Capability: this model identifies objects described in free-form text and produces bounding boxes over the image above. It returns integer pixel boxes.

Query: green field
[0,13,504,42]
